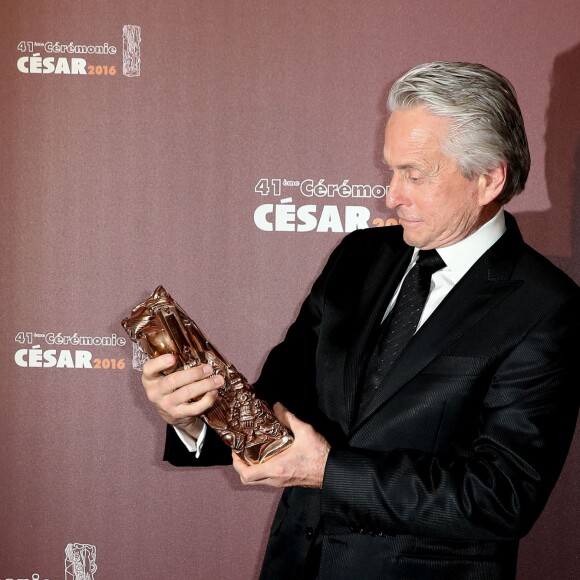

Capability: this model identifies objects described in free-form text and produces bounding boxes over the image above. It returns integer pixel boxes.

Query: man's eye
[406,172,423,183]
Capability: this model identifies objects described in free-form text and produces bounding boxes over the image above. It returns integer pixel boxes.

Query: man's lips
[397,217,421,227]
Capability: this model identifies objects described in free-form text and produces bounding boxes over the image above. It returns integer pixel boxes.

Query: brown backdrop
[1,1,578,578]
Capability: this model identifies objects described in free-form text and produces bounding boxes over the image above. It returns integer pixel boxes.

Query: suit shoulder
[315,225,408,287]
[323,225,408,271]
[339,224,406,252]
[518,244,580,300]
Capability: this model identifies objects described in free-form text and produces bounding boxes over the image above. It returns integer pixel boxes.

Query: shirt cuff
[173,423,207,458]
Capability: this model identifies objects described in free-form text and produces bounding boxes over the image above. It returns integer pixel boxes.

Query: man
[142,62,580,579]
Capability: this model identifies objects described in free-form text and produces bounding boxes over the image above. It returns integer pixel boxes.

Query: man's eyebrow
[382,157,420,171]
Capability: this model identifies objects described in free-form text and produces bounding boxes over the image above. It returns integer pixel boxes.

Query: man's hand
[232,403,330,489]
[141,353,223,439]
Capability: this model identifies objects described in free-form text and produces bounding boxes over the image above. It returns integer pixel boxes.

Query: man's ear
[478,162,507,206]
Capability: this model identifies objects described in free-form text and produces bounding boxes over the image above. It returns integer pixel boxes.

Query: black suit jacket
[164,213,580,580]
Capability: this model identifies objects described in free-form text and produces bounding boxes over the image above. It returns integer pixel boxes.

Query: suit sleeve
[252,233,355,428]
[321,291,580,541]
[163,231,357,467]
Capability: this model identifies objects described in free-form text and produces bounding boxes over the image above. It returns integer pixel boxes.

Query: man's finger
[272,402,298,432]
[172,374,223,406]
[142,353,177,378]
[232,452,271,484]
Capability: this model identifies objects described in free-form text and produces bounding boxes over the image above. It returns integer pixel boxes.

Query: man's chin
[401,226,426,249]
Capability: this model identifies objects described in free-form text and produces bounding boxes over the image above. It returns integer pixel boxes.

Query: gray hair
[387,62,530,205]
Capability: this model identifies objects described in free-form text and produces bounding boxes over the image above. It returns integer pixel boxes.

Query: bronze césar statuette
[121,286,294,465]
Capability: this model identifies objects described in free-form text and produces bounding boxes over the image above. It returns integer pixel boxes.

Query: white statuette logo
[122,25,141,77]
[132,342,149,371]
[65,543,97,580]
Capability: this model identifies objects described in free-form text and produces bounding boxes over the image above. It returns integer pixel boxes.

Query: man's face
[383,106,490,249]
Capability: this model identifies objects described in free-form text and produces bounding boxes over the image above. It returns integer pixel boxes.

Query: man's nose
[385,174,404,209]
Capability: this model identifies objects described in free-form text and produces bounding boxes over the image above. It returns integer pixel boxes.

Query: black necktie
[362,249,446,400]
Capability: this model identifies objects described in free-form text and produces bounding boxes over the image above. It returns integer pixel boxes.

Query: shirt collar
[412,208,506,280]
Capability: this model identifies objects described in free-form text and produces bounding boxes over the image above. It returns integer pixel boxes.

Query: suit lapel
[342,237,413,430]
[351,213,525,432]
